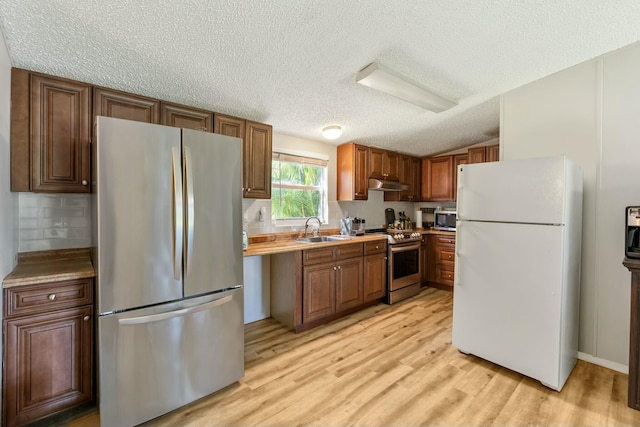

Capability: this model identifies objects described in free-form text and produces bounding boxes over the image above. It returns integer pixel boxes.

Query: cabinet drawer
[438,260,454,272]
[364,240,387,255]
[438,269,455,285]
[335,243,363,260]
[438,250,455,263]
[436,235,456,246]
[303,247,335,265]
[4,278,93,318]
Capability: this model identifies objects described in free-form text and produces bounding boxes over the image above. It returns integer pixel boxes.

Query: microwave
[434,209,456,231]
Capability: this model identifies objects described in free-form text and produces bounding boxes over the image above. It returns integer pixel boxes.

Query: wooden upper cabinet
[243,121,272,199]
[385,155,420,201]
[369,147,399,181]
[214,114,272,199]
[213,114,245,138]
[337,143,368,201]
[467,146,486,164]
[452,154,468,201]
[93,87,159,125]
[160,102,213,131]
[10,69,91,193]
[423,155,454,201]
[486,144,500,162]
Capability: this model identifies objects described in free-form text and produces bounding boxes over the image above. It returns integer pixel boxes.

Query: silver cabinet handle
[337,265,341,270]
[171,147,184,281]
[83,315,90,321]
[375,245,379,249]
[81,180,88,186]
[333,266,337,270]
[119,295,233,326]
[184,146,195,279]
[48,294,56,301]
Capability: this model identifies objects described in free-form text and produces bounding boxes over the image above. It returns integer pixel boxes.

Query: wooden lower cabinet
[423,233,455,291]
[271,240,386,333]
[3,279,94,427]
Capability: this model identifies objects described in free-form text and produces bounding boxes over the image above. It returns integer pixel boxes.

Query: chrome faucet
[304,216,322,238]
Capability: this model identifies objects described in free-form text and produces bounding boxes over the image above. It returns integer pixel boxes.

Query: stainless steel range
[367,228,422,304]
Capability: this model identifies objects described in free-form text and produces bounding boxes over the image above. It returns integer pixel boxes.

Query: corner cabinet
[3,279,94,427]
[337,143,369,201]
[214,114,272,199]
[10,69,91,193]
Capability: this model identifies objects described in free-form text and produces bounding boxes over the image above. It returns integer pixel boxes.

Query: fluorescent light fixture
[356,62,457,113]
[322,125,342,140]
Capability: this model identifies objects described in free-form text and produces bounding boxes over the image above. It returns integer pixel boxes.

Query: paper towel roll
[415,210,422,229]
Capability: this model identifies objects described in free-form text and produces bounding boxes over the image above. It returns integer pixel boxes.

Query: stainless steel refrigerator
[94,116,244,427]
[453,155,583,391]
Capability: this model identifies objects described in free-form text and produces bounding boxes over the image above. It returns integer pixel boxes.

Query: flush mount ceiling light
[355,62,457,113]
[322,125,342,140]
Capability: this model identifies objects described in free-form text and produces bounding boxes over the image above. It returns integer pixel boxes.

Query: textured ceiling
[1,1,640,156]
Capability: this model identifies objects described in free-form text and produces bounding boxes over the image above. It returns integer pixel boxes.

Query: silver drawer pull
[48,294,56,301]
[83,315,90,321]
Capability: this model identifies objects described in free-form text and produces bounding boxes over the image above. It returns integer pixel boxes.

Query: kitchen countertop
[243,228,455,257]
[2,248,95,288]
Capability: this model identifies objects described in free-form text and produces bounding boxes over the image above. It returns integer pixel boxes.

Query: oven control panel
[388,231,422,244]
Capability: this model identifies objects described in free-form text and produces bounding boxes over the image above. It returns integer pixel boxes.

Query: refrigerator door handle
[457,166,463,220]
[172,147,184,281]
[454,221,461,287]
[118,295,233,325]
[184,145,195,278]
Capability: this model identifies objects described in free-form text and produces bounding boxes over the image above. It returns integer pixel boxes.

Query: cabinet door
[337,143,368,201]
[467,146,486,164]
[409,157,422,201]
[243,121,272,199]
[384,150,400,181]
[364,253,387,302]
[213,113,245,138]
[452,154,468,201]
[369,147,385,179]
[4,306,93,427]
[336,258,364,312]
[160,102,213,131]
[302,263,336,323]
[426,235,437,283]
[425,156,454,201]
[93,87,159,124]
[486,144,500,162]
[420,236,428,284]
[385,155,410,201]
[30,74,91,193]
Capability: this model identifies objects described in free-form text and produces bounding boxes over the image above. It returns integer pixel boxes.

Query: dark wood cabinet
[244,121,272,199]
[452,154,468,201]
[423,156,454,201]
[160,102,213,131]
[428,234,456,291]
[3,279,94,427]
[369,147,399,181]
[364,241,387,302]
[385,155,420,202]
[93,87,159,125]
[10,69,91,193]
[302,263,336,323]
[468,146,486,164]
[214,114,272,199]
[335,258,364,312]
[337,143,369,201]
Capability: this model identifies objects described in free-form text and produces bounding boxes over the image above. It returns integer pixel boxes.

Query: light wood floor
[69,288,640,426]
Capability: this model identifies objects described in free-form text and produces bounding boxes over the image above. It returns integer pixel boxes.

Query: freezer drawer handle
[118,295,233,326]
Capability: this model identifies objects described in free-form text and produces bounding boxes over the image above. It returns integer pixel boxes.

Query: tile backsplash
[18,193,91,252]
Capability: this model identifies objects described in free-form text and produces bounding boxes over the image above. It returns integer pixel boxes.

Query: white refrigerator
[452,155,583,391]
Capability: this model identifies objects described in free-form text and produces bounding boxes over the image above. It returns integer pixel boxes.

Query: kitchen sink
[296,235,352,243]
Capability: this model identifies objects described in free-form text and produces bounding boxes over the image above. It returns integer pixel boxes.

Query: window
[272,152,328,224]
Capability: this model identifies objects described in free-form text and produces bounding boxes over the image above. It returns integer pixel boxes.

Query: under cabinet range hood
[368,178,409,191]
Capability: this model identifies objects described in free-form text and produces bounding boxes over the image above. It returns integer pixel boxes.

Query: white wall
[0,27,17,418]
[501,42,640,368]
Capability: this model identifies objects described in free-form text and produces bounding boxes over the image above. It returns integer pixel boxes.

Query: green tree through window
[272,152,328,222]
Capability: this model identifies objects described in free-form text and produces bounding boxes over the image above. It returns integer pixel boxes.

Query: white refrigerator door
[457,156,567,225]
[181,129,243,298]
[96,117,183,314]
[453,220,564,389]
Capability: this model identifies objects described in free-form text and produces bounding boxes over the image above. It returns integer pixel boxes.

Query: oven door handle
[389,242,421,253]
